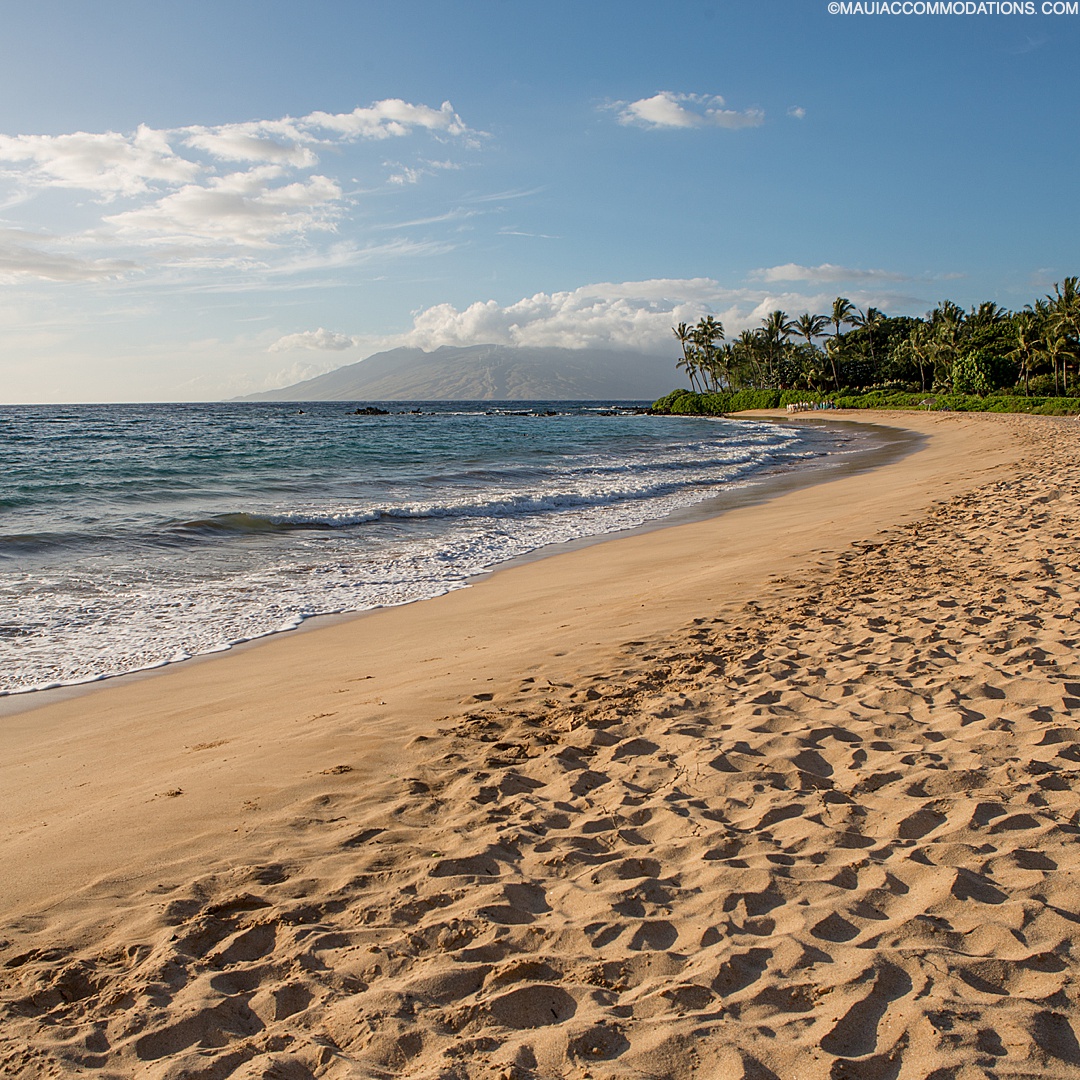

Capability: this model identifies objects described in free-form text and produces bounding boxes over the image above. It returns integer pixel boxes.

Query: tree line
[672,278,1080,398]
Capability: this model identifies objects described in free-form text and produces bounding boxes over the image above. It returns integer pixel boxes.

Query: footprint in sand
[820,962,912,1059]
[486,983,576,1029]
[1031,1011,1080,1066]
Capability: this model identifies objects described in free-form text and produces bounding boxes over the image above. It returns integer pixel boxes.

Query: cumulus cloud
[751,262,911,285]
[389,276,933,355]
[0,101,474,199]
[283,275,936,367]
[0,99,475,260]
[399,279,751,354]
[0,125,200,197]
[788,106,807,120]
[304,100,469,140]
[386,163,424,185]
[103,168,343,247]
[269,327,356,352]
[182,118,317,167]
[614,92,764,131]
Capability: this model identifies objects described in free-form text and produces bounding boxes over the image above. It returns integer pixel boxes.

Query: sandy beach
[2,408,1079,1079]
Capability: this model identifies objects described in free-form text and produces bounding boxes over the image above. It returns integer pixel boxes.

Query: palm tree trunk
[830,324,842,390]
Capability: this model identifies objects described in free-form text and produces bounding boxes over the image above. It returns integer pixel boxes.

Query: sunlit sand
[3,410,1079,1079]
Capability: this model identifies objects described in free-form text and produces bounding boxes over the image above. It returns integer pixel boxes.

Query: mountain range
[237,344,676,401]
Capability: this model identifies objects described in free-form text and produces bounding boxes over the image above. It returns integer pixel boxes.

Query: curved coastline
[0,413,910,717]
[6,408,1075,1078]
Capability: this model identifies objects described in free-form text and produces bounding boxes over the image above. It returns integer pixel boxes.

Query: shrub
[651,388,1080,418]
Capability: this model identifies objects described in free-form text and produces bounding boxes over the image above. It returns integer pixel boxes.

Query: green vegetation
[654,279,1080,415]
[652,388,1080,417]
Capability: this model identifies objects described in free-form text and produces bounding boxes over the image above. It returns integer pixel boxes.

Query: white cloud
[614,92,764,131]
[465,186,545,204]
[0,101,474,201]
[304,100,469,140]
[497,228,558,239]
[0,237,135,282]
[620,92,700,129]
[375,208,476,230]
[0,100,477,276]
[374,276,931,356]
[182,118,317,167]
[181,104,475,167]
[163,236,458,288]
[386,163,424,185]
[399,279,745,353]
[751,262,910,285]
[0,125,200,197]
[788,106,807,120]
[269,327,356,352]
[103,168,343,247]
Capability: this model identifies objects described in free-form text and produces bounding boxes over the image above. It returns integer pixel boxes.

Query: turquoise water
[0,401,859,694]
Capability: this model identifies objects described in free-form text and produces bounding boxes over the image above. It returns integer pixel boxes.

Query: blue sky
[1,0,1077,401]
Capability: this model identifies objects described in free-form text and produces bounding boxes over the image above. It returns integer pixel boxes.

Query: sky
[0,0,1078,402]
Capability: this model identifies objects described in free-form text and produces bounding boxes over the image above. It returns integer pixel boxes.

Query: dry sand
[2,409,1079,1079]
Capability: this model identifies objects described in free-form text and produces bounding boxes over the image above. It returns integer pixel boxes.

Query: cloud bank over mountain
[263,273,939,392]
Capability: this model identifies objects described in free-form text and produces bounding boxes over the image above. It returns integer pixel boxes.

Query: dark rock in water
[351,406,389,415]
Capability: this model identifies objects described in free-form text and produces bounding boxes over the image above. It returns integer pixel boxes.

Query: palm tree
[1044,333,1070,397]
[1047,278,1080,332]
[692,315,725,390]
[928,299,966,338]
[715,341,737,391]
[899,321,934,392]
[847,307,885,368]
[791,313,829,391]
[927,301,965,391]
[735,329,765,387]
[829,297,856,390]
[792,312,829,351]
[758,310,794,386]
[673,322,700,392]
[969,301,1006,330]
[697,314,724,345]
[797,349,825,391]
[907,319,933,393]
[1047,278,1080,395]
[1009,309,1041,395]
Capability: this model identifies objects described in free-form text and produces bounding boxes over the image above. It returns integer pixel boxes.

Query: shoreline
[0,410,1015,911]
[5,408,1077,1079]
[0,413,914,719]
[498,414,921,569]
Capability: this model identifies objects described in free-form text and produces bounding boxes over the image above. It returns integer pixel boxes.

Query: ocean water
[0,401,864,695]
